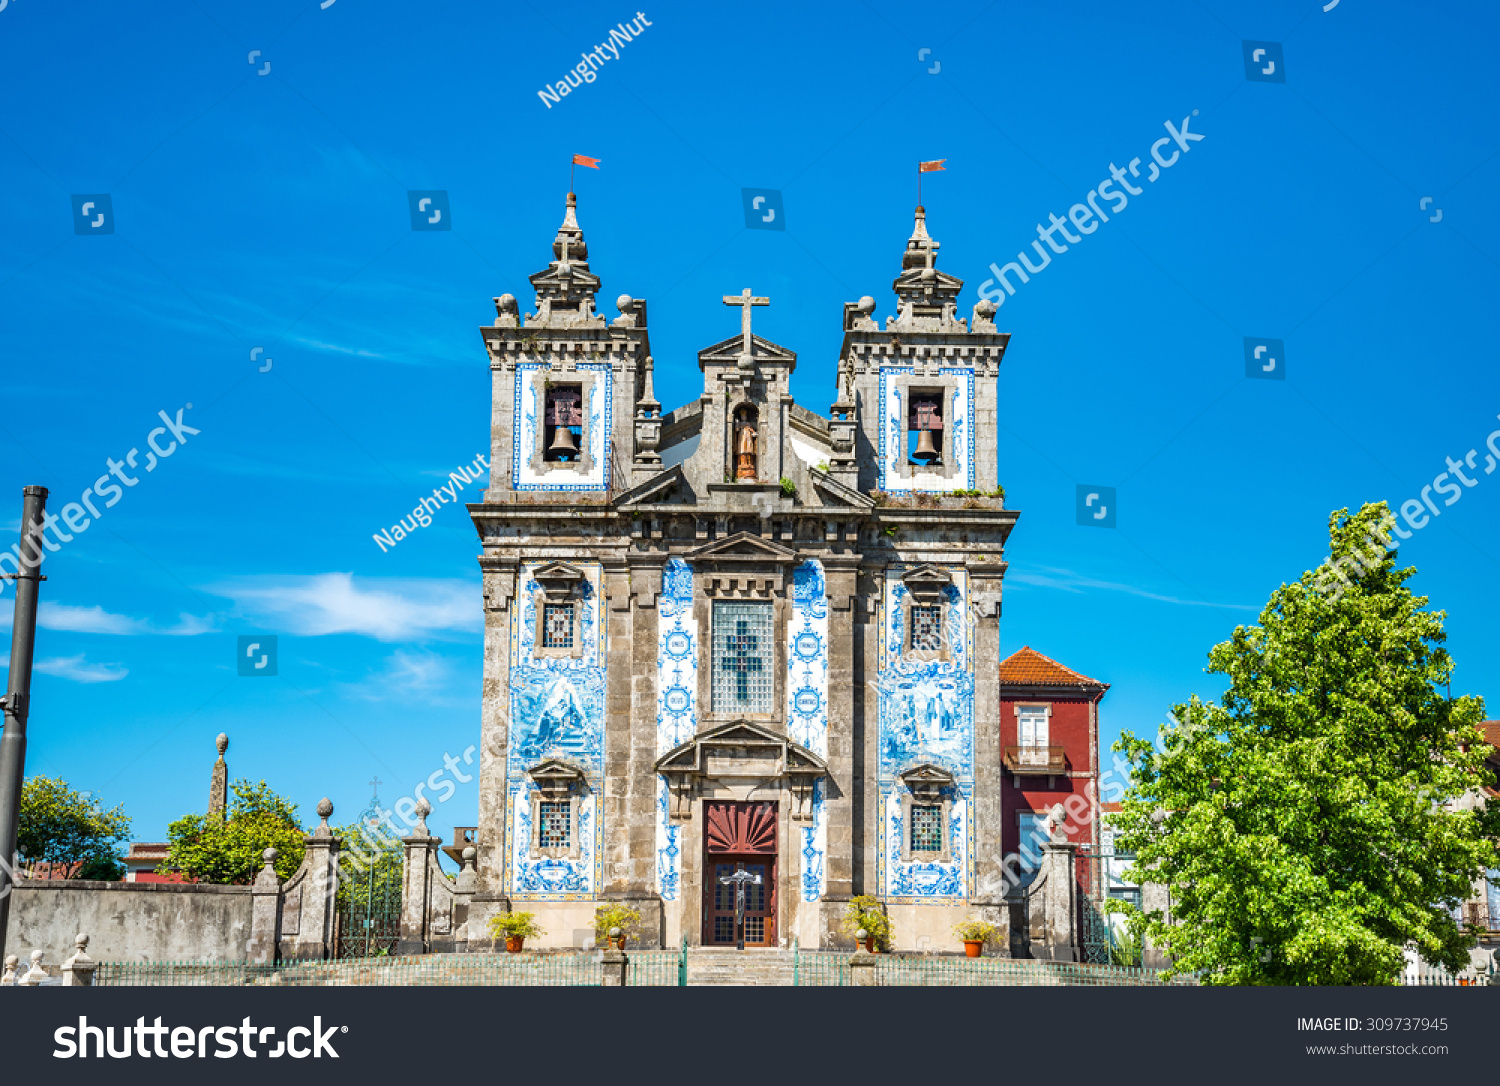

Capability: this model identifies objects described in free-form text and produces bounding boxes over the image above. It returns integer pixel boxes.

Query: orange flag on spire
[572,154,601,168]
[918,159,946,172]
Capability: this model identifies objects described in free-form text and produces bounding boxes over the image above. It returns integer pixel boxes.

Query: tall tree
[1111,502,1499,984]
[162,779,305,884]
[18,776,131,880]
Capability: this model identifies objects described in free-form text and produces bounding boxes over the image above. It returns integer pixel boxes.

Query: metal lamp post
[0,486,49,952]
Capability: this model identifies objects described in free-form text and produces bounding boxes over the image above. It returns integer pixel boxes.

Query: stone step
[684,948,795,986]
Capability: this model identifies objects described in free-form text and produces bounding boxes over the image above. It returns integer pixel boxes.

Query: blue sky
[2,0,1499,855]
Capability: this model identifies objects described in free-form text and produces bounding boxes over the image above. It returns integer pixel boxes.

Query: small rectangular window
[711,601,774,712]
[911,604,943,652]
[542,603,574,649]
[910,804,943,853]
[538,801,570,848]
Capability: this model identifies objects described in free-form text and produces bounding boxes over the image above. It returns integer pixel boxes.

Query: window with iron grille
[711,601,774,713]
[538,801,570,848]
[911,604,943,652]
[542,603,574,649]
[910,804,943,853]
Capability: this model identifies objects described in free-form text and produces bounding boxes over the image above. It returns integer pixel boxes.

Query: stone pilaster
[247,848,282,965]
[399,799,441,955]
[477,560,516,894]
[285,798,339,960]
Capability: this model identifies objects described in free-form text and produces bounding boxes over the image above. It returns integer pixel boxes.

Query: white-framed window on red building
[1017,704,1050,768]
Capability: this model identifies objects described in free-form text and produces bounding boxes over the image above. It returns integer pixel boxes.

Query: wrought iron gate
[1076,850,1144,966]
[335,797,404,958]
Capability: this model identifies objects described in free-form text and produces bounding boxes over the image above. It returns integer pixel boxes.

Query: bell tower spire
[523,191,605,327]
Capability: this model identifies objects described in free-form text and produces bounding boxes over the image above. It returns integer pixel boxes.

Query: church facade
[467,192,1017,950]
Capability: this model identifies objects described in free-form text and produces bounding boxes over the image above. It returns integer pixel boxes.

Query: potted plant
[488,911,544,953]
[594,903,642,949]
[952,917,998,958]
[840,895,892,953]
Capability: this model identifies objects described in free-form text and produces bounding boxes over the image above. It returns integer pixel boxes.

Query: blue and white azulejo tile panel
[512,362,612,491]
[654,557,697,901]
[788,560,829,901]
[506,560,605,900]
[876,366,975,494]
[876,565,975,904]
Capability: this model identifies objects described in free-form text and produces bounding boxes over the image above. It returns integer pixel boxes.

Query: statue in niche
[734,411,759,480]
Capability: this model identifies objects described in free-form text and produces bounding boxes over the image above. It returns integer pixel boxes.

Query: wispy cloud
[33,655,129,683]
[210,573,479,641]
[1007,564,1259,612]
[0,603,218,635]
[345,648,467,704]
[291,337,386,359]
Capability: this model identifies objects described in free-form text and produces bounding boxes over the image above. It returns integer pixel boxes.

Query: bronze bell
[912,427,940,463]
[549,425,579,458]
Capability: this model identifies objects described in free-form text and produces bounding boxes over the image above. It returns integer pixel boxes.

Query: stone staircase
[685,947,796,986]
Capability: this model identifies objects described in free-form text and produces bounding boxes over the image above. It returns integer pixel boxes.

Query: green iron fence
[624,947,687,986]
[96,952,604,987]
[790,950,1192,986]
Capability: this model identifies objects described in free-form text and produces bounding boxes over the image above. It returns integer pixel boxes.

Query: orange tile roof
[1000,646,1107,689]
[1481,721,1500,757]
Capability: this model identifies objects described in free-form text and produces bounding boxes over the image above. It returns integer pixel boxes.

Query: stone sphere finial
[496,293,518,315]
[262,847,279,865]
[975,299,997,317]
[616,293,633,313]
[415,797,432,818]
[216,732,229,755]
[855,928,868,942]
[462,846,477,864]
[75,933,90,951]
[317,797,333,820]
[856,296,876,315]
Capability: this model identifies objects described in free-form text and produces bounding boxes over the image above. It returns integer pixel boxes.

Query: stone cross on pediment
[723,287,769,367]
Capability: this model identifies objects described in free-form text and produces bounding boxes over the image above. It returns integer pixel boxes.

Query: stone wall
[5,880,253,963]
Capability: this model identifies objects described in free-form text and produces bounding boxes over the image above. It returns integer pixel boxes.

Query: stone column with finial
[399,798,441,955]
[246,847,283,965]
[1,953,17,985]
[60,933,97,986]
[286,798,340,961]
[18,948,48,985]
[209,733,229,819]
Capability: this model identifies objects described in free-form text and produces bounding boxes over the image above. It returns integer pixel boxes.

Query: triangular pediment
[685,531,797,564]
[899,762,956,787]
[532,562,586,583]
[901,563,953,600]
[612,464,687,507]
[697,333,797,365]
[527,758,586,782]
[653,719,828,777]
[809,470,876,510]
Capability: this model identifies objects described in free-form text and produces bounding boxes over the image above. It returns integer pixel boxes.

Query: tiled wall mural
[788,560,829,902]
[654,557,697,901]
[512,362,612,491]
[876,367,975,493]
[876,566,975,904]
[506,560,605,899]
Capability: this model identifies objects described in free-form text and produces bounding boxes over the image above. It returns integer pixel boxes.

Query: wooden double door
[702,801,777,947]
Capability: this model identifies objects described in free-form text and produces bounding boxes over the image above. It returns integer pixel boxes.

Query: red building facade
[999,647,1109,882]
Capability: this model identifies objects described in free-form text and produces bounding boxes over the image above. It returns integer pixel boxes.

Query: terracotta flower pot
[612,936,628,951]
[963,940,983,958]
[505,935,524,953]
[864,936,878,954]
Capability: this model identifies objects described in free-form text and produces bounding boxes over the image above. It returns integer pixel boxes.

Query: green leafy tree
[18,776,131,880]
[161,779,305,884]
[1110,503,1499,984]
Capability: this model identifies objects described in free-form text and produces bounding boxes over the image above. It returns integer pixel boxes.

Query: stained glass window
[542,603,574,649]
[539,801,570,848]
[910,804,943,853]
[911,604,943,652]
[711,601,774,712]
